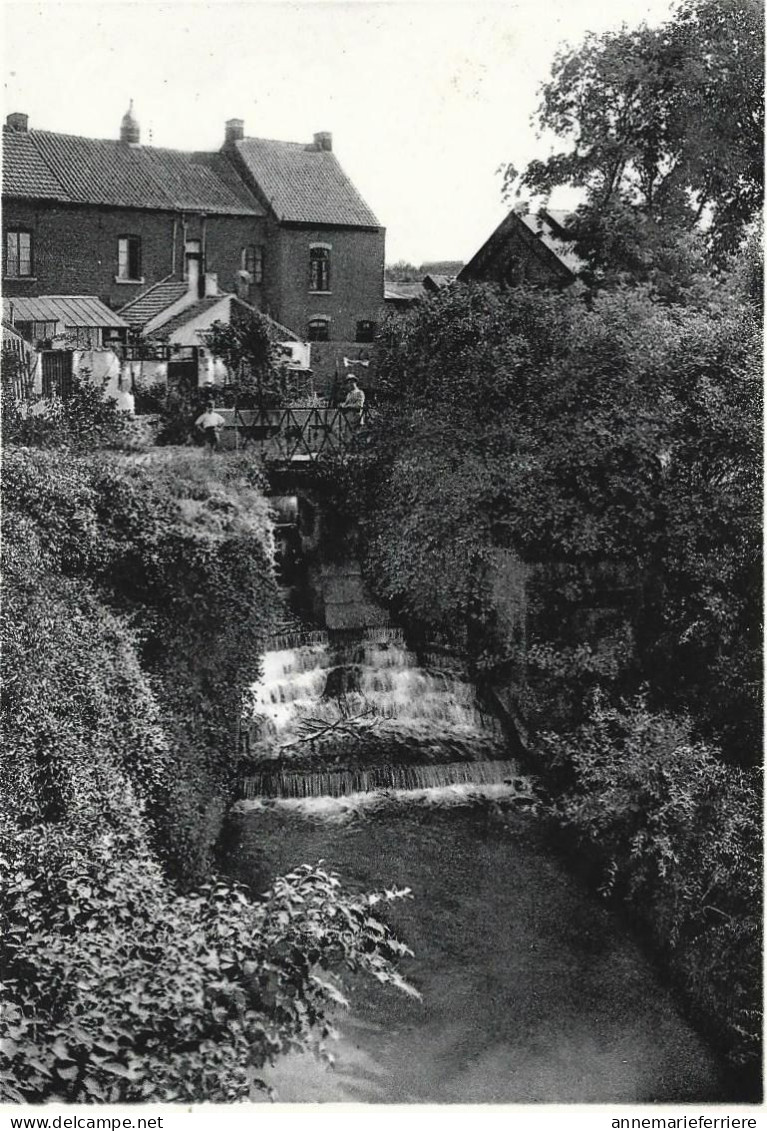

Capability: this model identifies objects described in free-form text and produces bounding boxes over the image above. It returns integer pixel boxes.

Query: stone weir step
[240,759,523,800]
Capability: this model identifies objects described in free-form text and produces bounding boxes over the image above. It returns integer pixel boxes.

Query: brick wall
[305,340,376,400]
[2,200,266,309]
[266,224,385,343]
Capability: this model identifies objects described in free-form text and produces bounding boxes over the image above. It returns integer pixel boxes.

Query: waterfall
[242,759,524,800]
[241,628,522,800]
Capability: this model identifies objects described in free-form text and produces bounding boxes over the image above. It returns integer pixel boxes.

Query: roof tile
[148,295,225,339]
[234,138,379,227]
[118,281,191,327]
[4,129,263,215]
[2,128,68,200]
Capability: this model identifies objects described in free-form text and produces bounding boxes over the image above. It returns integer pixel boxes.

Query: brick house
[3,106,386,394]
[458,208,584,288]
[2,108,266,311]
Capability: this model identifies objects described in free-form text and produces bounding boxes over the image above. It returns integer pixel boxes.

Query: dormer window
[117,235,142,281]
[309,244,331,292]
[6,229,33,277]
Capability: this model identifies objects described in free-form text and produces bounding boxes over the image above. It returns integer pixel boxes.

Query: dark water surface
[228,802,724,1104]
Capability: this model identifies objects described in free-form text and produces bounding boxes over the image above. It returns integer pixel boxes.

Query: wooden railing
[217,405,365,461]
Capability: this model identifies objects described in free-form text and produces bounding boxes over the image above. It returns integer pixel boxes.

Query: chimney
[313,131,332,152]
[120,99,140,145]
[225,118,244,145]
[6,112,29,132]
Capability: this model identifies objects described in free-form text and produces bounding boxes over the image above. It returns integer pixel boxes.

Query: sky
[3,0,679,265]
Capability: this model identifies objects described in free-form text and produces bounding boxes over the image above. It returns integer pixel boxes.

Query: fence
[218,405,365,461]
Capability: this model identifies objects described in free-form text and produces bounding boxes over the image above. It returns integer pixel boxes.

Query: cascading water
[229,625,725,1102]
[240,627,530,805]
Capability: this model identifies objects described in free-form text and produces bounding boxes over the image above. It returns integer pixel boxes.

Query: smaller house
[383,272,454,314]
[2,294,128,399]
[118,279,311,396]
[458,209,584,288]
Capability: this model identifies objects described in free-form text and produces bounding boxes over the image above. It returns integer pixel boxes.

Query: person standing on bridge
[341,375,365,425]
[195,402,225,452]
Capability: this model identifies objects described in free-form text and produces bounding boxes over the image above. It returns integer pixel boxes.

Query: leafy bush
[364,274,761,760]
[537,696,761,1077]
[2,445,418,1102]
[2,371,134,451]
[3,447,280,885]
[0,822,415,1103]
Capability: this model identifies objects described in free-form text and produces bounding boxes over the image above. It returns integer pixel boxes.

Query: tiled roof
[148,293,303,342]
[118,281,190,327]
[518,210,585,276]
[148,295,225,339]
[459,208,585,283]
[3,128,264,215]
[3,294,128,328]
[384,281,426,302]
[423,273,455,291]
[2,129,68,200]
[234,138,380,227]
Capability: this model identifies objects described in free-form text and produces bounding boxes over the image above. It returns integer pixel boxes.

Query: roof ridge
[238,136,312,148]
[30,127,215,160]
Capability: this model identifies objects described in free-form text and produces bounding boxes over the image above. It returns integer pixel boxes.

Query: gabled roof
[2,127,264,215]
[458,208,585,285]
[517,210,585,276]
[233,137,380,228]
[148,295,225,340]
[148,293,303,342]
[423,273,455,291]
[3,294,128,328]
[118,281,191,328]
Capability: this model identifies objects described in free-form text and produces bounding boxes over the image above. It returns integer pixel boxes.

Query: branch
[279,707,382,750]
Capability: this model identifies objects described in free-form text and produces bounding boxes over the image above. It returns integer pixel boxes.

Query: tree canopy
[504,0,764,267]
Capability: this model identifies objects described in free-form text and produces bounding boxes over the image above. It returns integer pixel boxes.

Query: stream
[226,629,725,1103]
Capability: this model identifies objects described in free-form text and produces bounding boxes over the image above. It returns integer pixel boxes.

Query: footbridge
[216,405,366,464]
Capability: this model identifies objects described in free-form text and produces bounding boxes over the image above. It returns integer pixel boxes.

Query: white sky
[4,0,678,264]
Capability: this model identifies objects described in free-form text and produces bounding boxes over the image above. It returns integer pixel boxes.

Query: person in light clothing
[341,375,365,424]
[195,402,226,451]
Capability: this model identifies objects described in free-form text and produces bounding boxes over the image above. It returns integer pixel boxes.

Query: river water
[227,631,724,1103]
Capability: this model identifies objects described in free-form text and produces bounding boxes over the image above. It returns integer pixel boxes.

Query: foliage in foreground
[1,832,415,1103]
[3,447,279,886]
[1,367,136,451]
[537,697,762,1077]
[2,444,417,1102]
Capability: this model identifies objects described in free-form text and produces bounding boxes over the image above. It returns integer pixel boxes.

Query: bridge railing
[216,405,365,461]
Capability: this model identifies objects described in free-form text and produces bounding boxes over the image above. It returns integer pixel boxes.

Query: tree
[368,271,761,759]
[504,0,764,266]
[204,313,288,408]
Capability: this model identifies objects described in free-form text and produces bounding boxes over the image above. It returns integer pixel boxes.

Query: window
[241,245,264,285]
[356,320,377,343]
[6,229,33,277]
[117,236,141,280]
[15,320,57,346]
[65,326,102,349]
[309,244,331,292]
[307,317,330,342]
